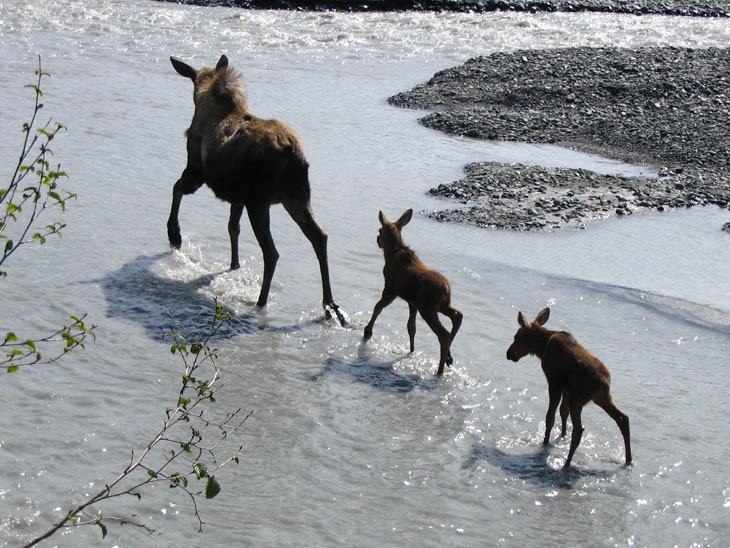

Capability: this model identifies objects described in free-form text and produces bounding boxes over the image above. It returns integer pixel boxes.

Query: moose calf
[506,308,631,468]
[364,209,462,376]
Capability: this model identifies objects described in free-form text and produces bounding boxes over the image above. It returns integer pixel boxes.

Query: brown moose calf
[506,307,631,468]
[364,209,462,376]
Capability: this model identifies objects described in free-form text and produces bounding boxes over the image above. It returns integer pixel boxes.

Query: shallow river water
[1,1,729,546]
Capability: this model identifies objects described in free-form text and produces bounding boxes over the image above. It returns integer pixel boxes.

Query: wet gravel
[389,46,730,230]
[157,0,729,17]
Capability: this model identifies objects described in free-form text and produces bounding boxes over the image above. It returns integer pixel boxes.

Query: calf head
[377,209,413,251]
[506,307,550,361]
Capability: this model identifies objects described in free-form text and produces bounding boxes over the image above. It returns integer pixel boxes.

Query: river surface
[1,1,729,546]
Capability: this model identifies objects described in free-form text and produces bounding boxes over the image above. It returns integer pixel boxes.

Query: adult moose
[363,209,462,376]
[506,308,631,468]
[167,55,346,325]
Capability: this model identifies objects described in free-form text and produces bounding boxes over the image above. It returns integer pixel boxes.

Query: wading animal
[363,209,462,376]
[506,308,631,468]
[167,55,345,325]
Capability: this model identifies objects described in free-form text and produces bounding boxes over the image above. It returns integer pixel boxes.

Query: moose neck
[382,234,411,262]
[529,325,556,359]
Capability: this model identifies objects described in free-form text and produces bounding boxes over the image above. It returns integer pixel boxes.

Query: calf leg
[440,304,462,365]
[559,396,569,437]
[167,168,204,250]
[228,204,244,270]
[247,203,279,307]
[564,401,585,469]
[419,309,452,376]
[595,392,632,464]
[364,292,395,340]
[407,303,417,352]
[543,382,562,445]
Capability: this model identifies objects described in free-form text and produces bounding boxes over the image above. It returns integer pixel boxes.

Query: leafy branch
[1,58,95,373]
[1,314,95,373]
[0,55,76,277]
[22,303,250,547]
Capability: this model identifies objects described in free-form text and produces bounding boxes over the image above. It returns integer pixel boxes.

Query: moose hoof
[167,227,182,250]
[230,262,240,270]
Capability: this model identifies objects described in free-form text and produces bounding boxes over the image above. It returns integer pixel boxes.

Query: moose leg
[440,304,463,366]
[595,392,632,464]
[407,303,417,352]
[283,199,346,325]
[559,396,569,437]
[228,204,244,270]
[364,292,395,340]
[543,382,562,445]
[167,168,204,249]
[419,309,452,376]
[564,401,585,469]
[247,203,279,307]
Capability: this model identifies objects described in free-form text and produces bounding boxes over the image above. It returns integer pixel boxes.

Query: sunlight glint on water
[0,1,729,546]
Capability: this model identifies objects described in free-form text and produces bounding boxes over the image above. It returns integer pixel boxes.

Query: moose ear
[535,307,550,326]
[395,209,413,229]
[517,311,529,327]
[216,55,229,72]
[170,57,197,80]
[378,211,387,226]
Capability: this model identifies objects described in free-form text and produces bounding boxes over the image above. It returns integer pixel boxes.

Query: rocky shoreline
[157,0,729,17]
[390,46,730,230]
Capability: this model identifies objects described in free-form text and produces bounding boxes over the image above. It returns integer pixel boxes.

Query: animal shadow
[92,252,318,342]
[464,443,615,489]
[312,342,439,393]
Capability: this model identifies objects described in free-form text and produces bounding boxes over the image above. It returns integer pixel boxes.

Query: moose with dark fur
[167,54,345,324]
[363,209,463,376]
[506,307,631,468]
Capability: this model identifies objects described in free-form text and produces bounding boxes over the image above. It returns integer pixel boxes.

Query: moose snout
[506,347,519,362]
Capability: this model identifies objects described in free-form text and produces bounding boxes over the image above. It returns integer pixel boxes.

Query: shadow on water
[312,341,439,393]
[92,252,321,342]
[464,443,615,489]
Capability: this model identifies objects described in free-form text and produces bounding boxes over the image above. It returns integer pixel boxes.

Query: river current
[1,1,729,546]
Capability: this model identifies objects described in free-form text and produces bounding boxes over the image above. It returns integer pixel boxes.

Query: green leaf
[7,366,19,373]
[97,521,107,539]
[193,462,208,479]
[4,332,18,343]
[205,476,221,499]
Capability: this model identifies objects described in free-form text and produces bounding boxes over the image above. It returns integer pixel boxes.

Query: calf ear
[216,55,229,72]
[535,307,550,326]
[395,208,413,229]
[170,57,197,81]
[378,211,387,226]
[517,311,529,327]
